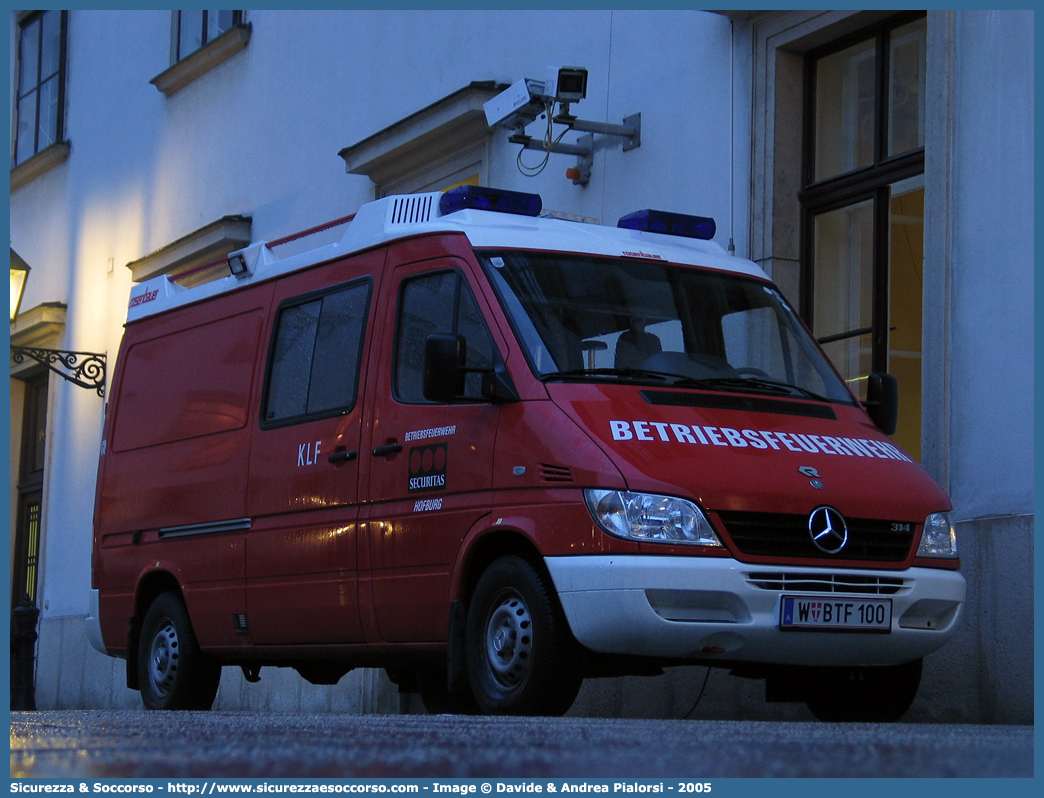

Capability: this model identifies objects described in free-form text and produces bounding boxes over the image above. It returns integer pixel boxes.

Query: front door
[245,251,382,644]
[363,258,503,643]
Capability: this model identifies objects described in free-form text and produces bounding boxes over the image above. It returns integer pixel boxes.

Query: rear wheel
[137,593,221,710]
[804,658,922,722]
[465,556,582,716]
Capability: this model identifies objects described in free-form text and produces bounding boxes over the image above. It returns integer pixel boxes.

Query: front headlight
[584,489,723,547]
[918,512,958,557]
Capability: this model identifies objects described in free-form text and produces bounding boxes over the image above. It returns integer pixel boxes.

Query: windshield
[480,251,856,405]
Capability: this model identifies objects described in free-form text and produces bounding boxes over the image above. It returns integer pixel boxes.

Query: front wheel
[137,593,221,710]
[465,556,582,716]
[804,658,922,722]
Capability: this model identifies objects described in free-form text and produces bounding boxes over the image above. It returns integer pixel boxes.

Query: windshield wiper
[542,368,836,403]
[685,376,833,403]
[541,367,677,383]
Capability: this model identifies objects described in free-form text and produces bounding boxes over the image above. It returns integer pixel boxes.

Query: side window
[14,10,67,166]
[262,280,371,426]
[395,270,495,402]
[173,10,243,62]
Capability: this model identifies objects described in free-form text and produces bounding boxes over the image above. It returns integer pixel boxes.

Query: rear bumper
[545,555,965,667]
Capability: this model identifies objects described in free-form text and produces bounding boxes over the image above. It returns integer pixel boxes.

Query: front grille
[717,511,915,562]
[746,572,909,595]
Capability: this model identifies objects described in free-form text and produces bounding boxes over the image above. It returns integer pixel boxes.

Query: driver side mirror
[863,372,898,436]
[423,334,467,403]
[422,334,521,404]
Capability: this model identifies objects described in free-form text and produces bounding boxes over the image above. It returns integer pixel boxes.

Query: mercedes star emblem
[808,506,848,554]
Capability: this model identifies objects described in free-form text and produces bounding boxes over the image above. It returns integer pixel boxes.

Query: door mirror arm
[862,372,899,436]
[480,363,520,403]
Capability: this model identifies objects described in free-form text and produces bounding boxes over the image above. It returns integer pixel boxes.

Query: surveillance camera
[538,66,588,104]
[483,78,546,130]
[485,67,590,129]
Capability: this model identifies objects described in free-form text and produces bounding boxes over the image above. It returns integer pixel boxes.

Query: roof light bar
[439,185,542,218]
[617,209,716,241]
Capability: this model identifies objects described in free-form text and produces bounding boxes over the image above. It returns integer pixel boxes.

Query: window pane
[16,92,38,164]
[37,76,59,151]
[457,285,494,397]
[722,307,785,374]
[40,10,61,80]
[178,10,204,60]
[483,252,855,403]
[888,18,926,157]
[396,272,459,402]
[812,199,874,398]
[888,179,924,459]
[266,300,321,420]
[307,285,369,414]
[207,10,236,43]
[19,18,39,97]
[815,38,876,182]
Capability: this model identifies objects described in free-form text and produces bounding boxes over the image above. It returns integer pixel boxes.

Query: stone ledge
[339,81,504,187]
[150,23,251,96]
[10,142,71,193]
[126,215,251,284]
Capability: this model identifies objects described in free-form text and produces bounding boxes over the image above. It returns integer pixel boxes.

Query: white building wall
[931,9,1034,725]
[947,10,1033,520]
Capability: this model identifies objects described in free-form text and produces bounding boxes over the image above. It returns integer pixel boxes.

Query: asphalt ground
[8,710,1034,779]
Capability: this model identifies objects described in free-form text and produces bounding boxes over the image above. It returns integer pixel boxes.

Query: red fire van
[87,186,965,719]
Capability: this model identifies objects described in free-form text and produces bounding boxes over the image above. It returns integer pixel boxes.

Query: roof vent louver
[389,193,438,226]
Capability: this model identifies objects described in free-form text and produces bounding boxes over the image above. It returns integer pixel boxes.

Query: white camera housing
[483,78,546,129]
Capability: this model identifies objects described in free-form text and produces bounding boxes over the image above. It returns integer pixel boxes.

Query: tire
[804,658,922,722]
[137,593,221,710]
[465,555,582,716]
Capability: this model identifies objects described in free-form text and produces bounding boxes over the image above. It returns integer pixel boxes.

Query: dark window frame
[173,10,244,63]
[13,10,68,167]
[259,277,373,430]
[798,11,927,374]
[13,372,47,608]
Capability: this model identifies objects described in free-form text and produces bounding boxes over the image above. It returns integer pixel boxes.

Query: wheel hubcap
[485,592,533,688]
[148,620,180,697]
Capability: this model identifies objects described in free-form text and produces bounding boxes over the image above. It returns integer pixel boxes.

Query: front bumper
[545,555,965,667]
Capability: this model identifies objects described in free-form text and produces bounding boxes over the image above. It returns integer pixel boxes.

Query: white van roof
[126,191,769,322]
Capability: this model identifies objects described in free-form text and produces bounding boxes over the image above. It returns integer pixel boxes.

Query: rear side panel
[96,281,275,650]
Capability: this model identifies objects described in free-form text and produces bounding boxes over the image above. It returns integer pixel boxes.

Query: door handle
[327,450,358,464]
[372,443,403,457]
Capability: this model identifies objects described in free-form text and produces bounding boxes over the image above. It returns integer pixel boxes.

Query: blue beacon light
[617,209,716,241]
[439,185,543,217]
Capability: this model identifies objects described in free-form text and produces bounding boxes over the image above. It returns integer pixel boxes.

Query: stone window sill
[126,215,252,285]
[150,23,251,96]
[10,142,71,193]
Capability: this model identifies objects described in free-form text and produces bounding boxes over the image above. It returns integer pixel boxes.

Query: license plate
[780,595,892,632]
